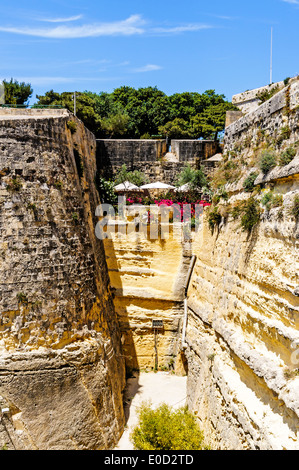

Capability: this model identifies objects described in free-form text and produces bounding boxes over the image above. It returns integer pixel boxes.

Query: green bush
[240,197,261,232]
[291,195,299,219]
[243,172,259,192]
[67,120,77,134]
[277,126,291,145]
[279,147,296,166]
[130,402,208,450]
[261,191,283,211]
[256,85,280,104]
[208,206,222,233]
[6,178,22,192]
[17,292,28,305]
[114,164,149,187]
[95,173,117,206]
[259,151,276,174]
[175,164,207,190]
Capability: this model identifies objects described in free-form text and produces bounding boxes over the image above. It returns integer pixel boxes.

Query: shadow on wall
[102,236,139,375]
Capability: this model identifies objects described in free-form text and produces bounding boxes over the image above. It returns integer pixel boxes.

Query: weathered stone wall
[183,80,299,450]
[96,138,219,184]
[0,110,126,450]
[225,79,299,155]
[232,80,285,114]
[103,220,193,373]
[96,139,167,178]
[171,140,219,165]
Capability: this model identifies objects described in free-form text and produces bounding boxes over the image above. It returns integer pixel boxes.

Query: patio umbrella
[140,181,175,190]
[114,181,142,192]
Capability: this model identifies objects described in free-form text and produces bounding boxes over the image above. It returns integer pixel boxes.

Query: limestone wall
[103,221,193,373]
[171,140,219,164]
[232,81,285,114]
[96,138,219,184]
[183,80,299,450]
[96,139,167,179]
[225,79,299,154]
[0,110,126,449]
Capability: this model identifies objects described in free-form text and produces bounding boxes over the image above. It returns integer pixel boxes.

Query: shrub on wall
[240,197,261,232]
[208,206,222,233]
[279,147,296,166]
[259,151,276,174]
[243,172,259,192]
[291,195,299,219]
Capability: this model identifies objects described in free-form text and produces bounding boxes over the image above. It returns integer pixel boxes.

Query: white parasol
[114,181,142,192]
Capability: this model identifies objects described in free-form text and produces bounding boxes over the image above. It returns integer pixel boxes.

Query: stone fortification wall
[96,138,220,184]
[171,140,219,164]
[96,139,167,178]
[0,110,126,450]
[0,108,69,118]
[183,80,299,450]
[225,79,299,154]
[232,80,285,114]
[103,221,193,373]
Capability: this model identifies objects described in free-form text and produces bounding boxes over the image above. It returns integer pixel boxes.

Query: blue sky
[0,0,298,103]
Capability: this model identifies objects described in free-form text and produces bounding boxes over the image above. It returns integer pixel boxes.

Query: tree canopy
[3,79,33,106]
[34,85,237,140]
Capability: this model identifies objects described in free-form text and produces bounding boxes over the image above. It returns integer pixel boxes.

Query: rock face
[184,79,299,450]
[0,110,126,450]
[103,221,192,373]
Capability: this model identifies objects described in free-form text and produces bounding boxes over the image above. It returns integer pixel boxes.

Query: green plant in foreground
[17,292,28,305]
[72,212,79,223]
[130,402,208,450]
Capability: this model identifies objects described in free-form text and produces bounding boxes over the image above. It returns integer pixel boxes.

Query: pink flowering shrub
[123,192,211,224]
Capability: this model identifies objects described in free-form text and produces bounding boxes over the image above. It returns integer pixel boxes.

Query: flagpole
[270,27,273,84]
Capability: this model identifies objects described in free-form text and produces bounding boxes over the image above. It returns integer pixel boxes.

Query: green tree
[3,78,33,106]
[112,86,171,137]
[176,164,207,189]
[35,86,235,140]
[191,102,237,139]
[114,164,149,186]
[35,91,102,135]
[130,402,208,451]
[159,118,191,139]
[101,110,130,138]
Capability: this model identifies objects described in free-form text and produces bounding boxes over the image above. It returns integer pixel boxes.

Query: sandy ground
[114,371,187,450]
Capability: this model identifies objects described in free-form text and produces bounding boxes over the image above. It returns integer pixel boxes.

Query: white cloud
[151,24,212,34]
[0,14,213,39]
[0,15,145,38]
[132,64,162,73]
[38,15,84,23]
[281,0,299,4]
